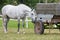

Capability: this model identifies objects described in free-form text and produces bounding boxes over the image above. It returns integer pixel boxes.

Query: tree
[0,0,60,11]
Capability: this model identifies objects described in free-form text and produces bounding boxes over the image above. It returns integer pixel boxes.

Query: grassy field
[0,19,60,40]
[0,19,34,28]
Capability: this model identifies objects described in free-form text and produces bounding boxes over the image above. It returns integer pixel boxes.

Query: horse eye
[31,13,33,15]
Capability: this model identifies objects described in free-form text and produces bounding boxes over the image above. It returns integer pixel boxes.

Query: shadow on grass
[1,32,60,36]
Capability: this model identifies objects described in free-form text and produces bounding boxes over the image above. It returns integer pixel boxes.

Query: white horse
[2,4,36,33]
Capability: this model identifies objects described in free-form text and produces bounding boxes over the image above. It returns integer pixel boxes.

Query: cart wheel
[34,20,44,34]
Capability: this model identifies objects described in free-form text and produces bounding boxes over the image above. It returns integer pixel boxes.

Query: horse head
[29,9,36,23]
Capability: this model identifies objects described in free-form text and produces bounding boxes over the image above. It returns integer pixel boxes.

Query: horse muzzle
[32,19,36,23]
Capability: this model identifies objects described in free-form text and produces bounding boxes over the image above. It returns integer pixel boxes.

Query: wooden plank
[36,3,60,15]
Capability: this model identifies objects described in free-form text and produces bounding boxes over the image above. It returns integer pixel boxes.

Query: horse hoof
[17,32,20,34]
[4,32,7,33]
[23,32,25,34]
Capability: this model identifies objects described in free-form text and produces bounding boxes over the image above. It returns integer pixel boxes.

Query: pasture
[0,19,60,40]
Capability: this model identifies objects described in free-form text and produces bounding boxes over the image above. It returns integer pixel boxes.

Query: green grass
[0,28,60,40]
[0,19,34,28]
[0,19,60,40]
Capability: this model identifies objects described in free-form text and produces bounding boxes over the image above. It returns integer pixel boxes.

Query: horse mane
[17,4,32,11]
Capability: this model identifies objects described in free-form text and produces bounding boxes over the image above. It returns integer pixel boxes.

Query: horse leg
[17,17,20,34]
[22,18,25,33]
[3,16,9,33]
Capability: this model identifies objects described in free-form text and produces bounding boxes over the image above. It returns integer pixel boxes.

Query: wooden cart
[35,3,60,34]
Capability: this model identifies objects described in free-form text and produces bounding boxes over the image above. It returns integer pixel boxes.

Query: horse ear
[31,8,35,12]
[32,9,36,14]
[33,9,35,11]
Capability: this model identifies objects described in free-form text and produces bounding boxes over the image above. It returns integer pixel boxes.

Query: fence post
[26,16,28,28]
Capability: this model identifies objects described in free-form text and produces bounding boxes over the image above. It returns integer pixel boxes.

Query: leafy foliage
[0,0,60,12]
